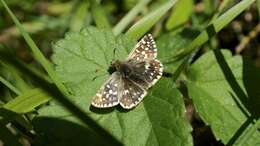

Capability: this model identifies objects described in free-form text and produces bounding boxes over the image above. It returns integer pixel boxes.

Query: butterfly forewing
[124,59,163,88]
[143,59,163,87]
[128,34,157,61]
[91,72,121,108]
[119,79,147,109]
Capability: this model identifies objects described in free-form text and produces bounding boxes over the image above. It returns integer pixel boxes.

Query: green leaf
[126,0,178,40]
[3,88,51,113]
[166,0,193,30]
[36,27,193,146]
[186,50,260,145]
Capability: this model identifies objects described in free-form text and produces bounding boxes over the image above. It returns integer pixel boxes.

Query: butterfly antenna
[113,47,117,59]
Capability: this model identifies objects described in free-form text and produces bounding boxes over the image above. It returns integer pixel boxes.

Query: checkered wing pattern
[142,59,163,88]
[128,34,157,61]
[91,72,121,108]
[119,79,147,109]
[125,59,163,88]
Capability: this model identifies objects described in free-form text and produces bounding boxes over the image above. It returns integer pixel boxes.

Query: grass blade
[90,0,111,28]
[3,88,51,113]
[0,60,30,92]
[126,0,178,39]
[113,0,151,35]
[0,75,21,95]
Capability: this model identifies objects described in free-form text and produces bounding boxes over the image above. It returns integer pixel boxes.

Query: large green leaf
[34,27,193,146]
[186,50,260,145]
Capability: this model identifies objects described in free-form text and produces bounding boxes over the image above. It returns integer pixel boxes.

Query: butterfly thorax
[110,59,150,89]
[111,60,134,78]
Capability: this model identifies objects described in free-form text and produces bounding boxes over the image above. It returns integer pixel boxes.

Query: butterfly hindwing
[119,79,147,109]
[128,34,157,61]
[91,72,121,108]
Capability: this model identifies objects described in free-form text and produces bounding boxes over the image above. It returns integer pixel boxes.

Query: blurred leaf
[46,2,72,15]
[126,0,178,40]
[186,50,260,145]
[166,0,193,30]
[203,0,216,15]
[90,0,111,29]
[69,2,89,32]
[3,88,51,113]
[35,27,193,145]
[257,0,260,18]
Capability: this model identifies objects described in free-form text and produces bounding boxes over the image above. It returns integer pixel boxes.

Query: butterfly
[91,34,163,109]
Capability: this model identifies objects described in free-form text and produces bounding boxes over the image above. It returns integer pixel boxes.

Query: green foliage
[187,50,260,145]
[34,27,192,146]
[0,0,259,145]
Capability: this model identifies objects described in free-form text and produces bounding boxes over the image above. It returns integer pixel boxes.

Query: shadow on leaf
[213,49,260,145]
[32,117,105,146]
[0,50,122,146]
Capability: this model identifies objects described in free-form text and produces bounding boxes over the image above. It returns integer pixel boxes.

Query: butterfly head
[108,60,133,78]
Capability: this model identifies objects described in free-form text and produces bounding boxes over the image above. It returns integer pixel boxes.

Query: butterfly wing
[119,79,147,109]
[125,59,163,88]
[127,34,157,61]
[91,72,121,108]
[141,59,163,87]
